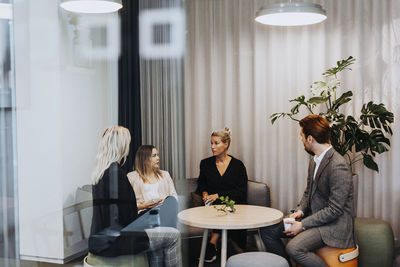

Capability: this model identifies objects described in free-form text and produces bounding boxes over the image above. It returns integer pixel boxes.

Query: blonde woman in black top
[196,128,248,262]
[88,126,182,267]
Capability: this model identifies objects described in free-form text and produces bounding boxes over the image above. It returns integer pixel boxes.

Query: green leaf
[373,117,381,128]
[360,101,394,133]
[308,96,328,104]
[290,95,306,103]
[290,104,301,114]
[270,113,284,125]
[368,118,375,128]
[332,91,353,110]
[322,56,355,77]
[362,153,379,172]
[374,144,388,154]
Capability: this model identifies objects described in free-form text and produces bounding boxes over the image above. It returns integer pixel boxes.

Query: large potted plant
[270,56,394,173]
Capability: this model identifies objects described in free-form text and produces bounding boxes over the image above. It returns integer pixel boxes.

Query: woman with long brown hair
[128,145,177,213]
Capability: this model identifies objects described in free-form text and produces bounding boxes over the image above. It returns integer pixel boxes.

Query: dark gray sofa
[175,178,271,209]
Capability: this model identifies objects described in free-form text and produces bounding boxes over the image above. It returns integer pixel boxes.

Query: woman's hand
[202,192,209,203]
[204,193,219,205]
[138,199,163,210]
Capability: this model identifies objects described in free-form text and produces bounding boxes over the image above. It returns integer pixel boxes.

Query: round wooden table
[178,205,283,267]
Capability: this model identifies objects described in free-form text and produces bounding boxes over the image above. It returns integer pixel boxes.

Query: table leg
[198,229,208,267]
[221,229,227,267]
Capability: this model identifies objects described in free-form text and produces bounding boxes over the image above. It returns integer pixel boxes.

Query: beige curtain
[139,0,186,180]
[184,0,400,244]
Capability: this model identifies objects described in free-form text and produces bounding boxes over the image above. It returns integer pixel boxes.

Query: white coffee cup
[283,217,295,231]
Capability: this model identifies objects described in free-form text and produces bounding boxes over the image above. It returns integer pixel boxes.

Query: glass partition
[0,1,18,265]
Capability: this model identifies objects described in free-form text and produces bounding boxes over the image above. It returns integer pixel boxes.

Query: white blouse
[142,182,160,201]
[127,170,178,209]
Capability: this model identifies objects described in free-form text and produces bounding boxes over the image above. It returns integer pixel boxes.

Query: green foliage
[214,196,235,213]
[270,56,394,172]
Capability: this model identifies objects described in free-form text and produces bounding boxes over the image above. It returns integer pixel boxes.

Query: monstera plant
[270,56,394,172]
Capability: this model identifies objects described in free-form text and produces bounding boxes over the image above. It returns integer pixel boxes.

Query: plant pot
[227,207,236,213]
[353,174,358,217]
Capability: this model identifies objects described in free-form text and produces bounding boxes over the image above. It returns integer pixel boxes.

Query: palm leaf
[322,56,355,77]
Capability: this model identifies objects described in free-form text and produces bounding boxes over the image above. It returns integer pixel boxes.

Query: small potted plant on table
[214,196,235,215]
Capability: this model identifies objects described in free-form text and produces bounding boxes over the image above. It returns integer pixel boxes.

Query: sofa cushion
[355,217,395,267]
[247,181,271,207]
[179,178,271,208]
[190,192,203,207]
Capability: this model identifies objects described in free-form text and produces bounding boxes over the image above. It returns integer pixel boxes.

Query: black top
[88,162,149,256]
[196,156,248,204]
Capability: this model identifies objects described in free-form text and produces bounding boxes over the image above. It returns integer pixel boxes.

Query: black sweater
[196,156,248,204]
[88,162,149,256]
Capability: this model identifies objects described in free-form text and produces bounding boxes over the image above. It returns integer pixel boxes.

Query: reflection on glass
[0,10,18,263]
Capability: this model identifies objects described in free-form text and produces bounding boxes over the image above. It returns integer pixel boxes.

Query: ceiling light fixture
[60,0,122,14]
[255,2,327,26]
[0,3,13,19]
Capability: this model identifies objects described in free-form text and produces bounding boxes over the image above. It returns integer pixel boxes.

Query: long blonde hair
[92,126,131,185]
[134,145,163,183]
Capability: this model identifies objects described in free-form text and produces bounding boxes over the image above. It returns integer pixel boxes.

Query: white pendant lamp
[255,2,326,26]
[60,0,122,14]
[0,3,12,19]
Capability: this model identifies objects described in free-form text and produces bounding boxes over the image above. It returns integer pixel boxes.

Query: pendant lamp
[255,2,326,26]
[0,3,13,19]
[60,0,122,14]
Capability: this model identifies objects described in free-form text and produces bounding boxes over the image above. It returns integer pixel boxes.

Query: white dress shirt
[313,146,332,180]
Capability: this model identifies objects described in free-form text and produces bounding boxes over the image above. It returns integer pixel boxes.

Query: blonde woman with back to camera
[195,127,248,263]
[88,127,182,267]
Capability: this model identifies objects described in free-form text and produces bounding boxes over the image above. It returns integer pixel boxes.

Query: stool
[83,252,149,267]
[355,217,395,267]
[226,252,289,267]
[297,246,358,267]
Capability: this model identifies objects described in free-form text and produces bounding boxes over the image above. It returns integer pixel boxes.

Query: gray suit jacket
[297,148,356,249]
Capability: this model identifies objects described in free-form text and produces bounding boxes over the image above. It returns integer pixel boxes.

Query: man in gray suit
[260,114,356,267]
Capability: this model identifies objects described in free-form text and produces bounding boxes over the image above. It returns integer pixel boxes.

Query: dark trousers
[95,196,179,257]
[138,196,178,228]
[260,222,328,267]
[213,229,247,250]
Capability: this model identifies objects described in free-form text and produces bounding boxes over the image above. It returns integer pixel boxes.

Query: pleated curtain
[184,0,400,243]
[139,0,186,180]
